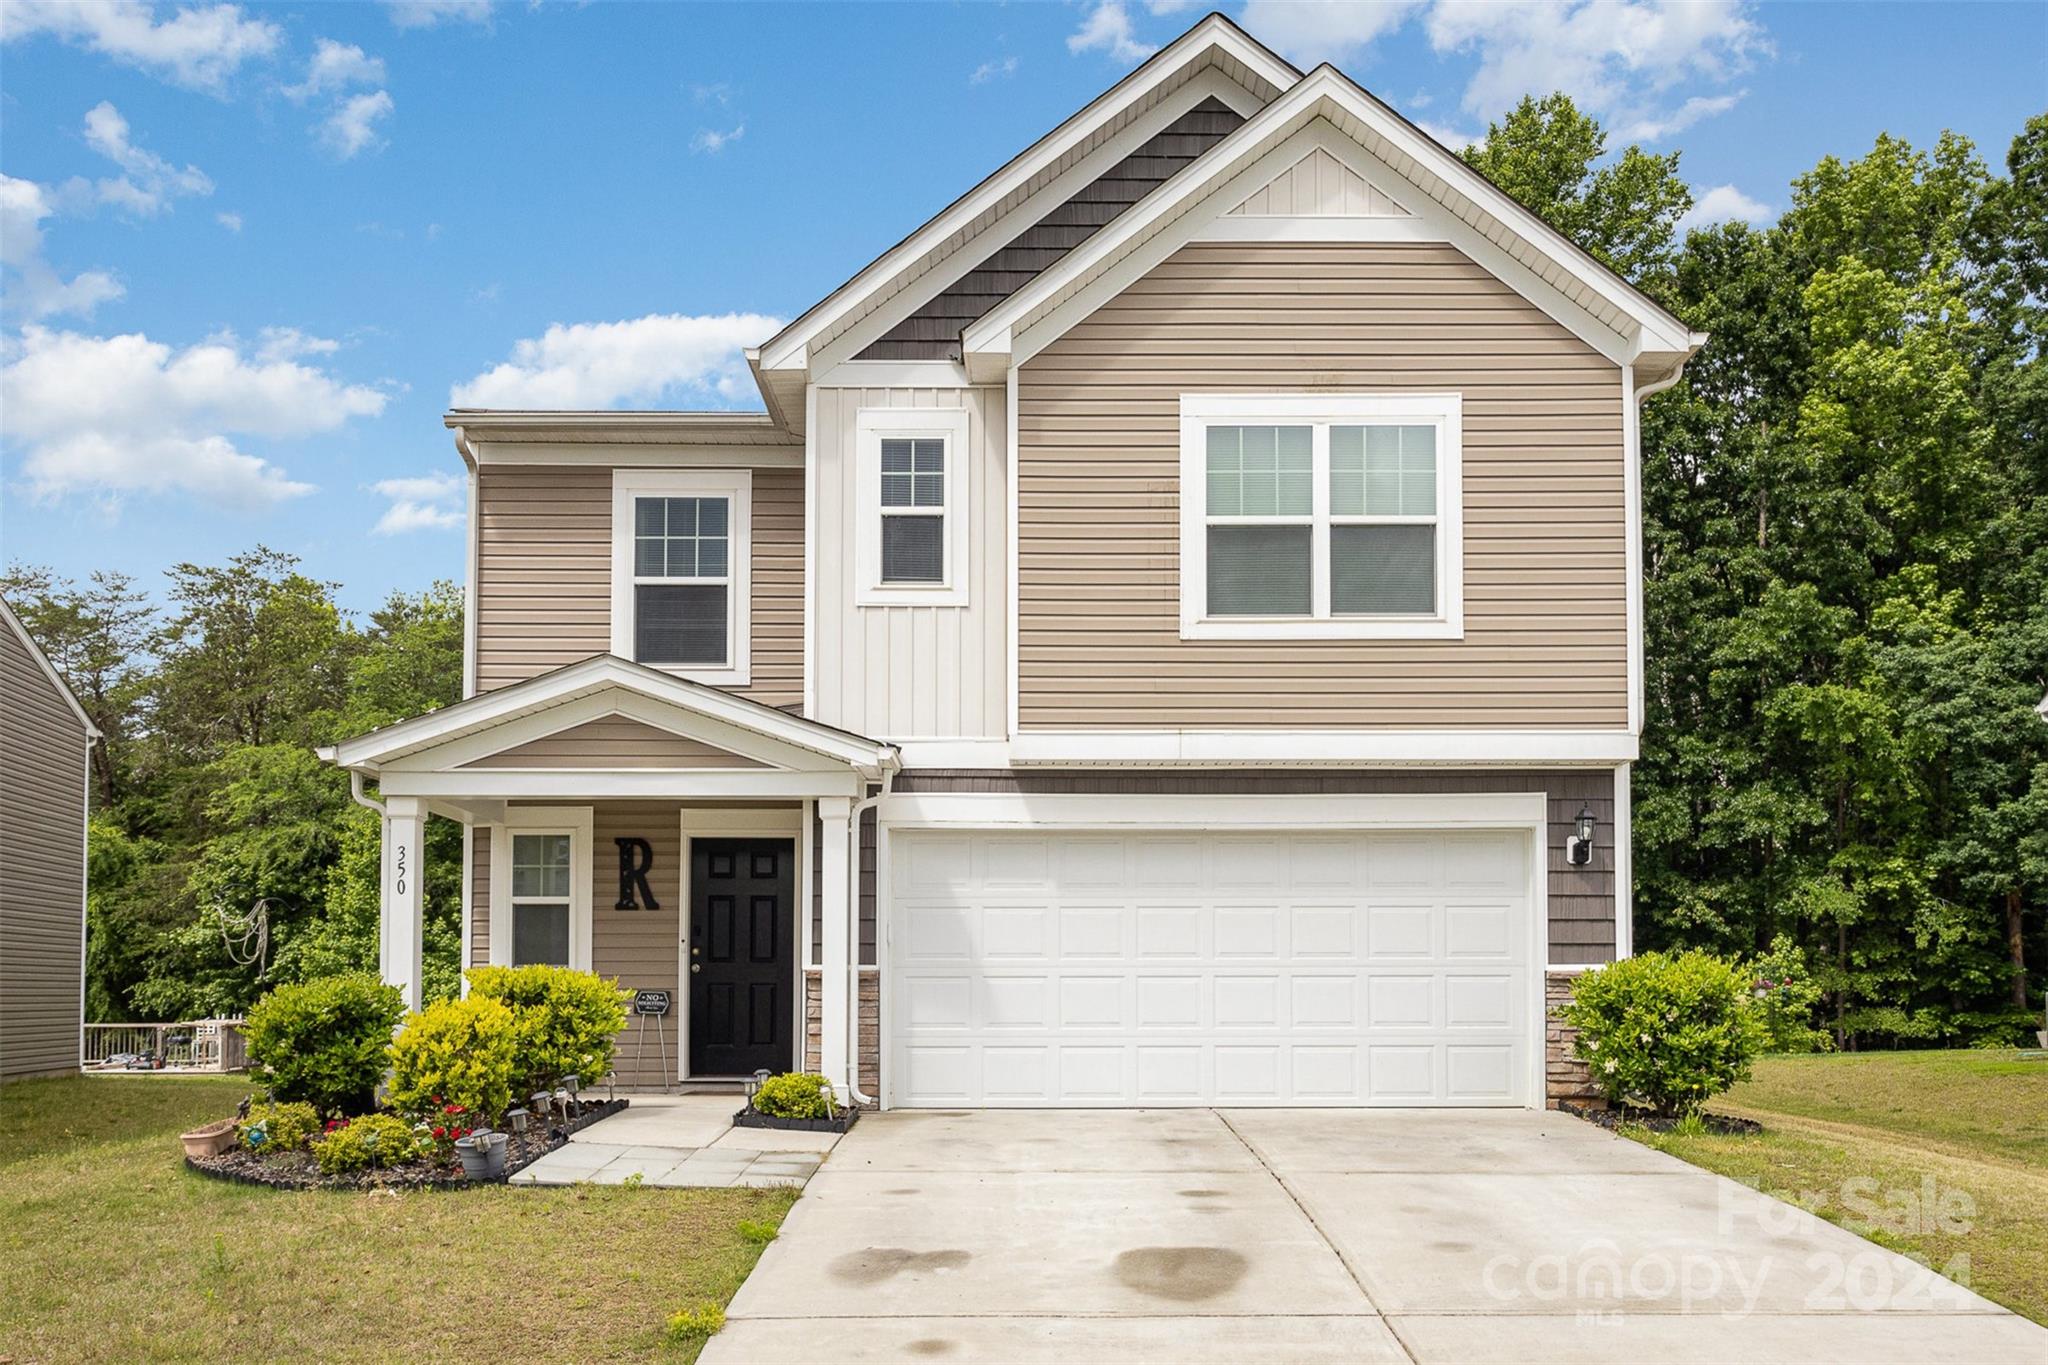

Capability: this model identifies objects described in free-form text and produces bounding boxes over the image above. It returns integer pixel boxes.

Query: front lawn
[1626,1049,2048,1326]
[0,1075,793,1362]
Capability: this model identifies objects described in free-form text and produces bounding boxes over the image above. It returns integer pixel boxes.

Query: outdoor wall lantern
[1565,805,1597,866]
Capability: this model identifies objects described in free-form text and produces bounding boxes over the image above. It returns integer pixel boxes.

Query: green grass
[1627,1050,2048,1326]
[0,1076,795,1362]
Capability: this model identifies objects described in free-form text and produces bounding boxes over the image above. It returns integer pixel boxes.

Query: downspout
[842,760,897,1108]
[347,770,389,1003]
[348,769,384,816]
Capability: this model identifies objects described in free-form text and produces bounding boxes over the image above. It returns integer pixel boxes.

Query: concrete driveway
[704,1108,2046,1364]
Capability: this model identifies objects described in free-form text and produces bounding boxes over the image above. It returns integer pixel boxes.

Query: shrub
[1744,934,1833,1053]
[465,965,628,1098]
[662,1304,724,1345]
[311,1113,421,1174]
[1560,950,1768,1118]
[751,1072,833,1120]
[238,1101,321,1153]
[243,972,404,1115]
[387,995,518,1126]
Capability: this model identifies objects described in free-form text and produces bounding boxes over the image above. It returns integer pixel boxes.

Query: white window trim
[611,469,752,685]
[855,406,971,607]
[488,806,594,971]
[1178,392,1464,640]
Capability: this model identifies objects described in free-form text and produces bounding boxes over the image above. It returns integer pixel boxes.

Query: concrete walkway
[705,1107,2047,1363]
[510,1093,837,1189]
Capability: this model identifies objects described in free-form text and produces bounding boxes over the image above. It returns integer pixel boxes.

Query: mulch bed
[1560,1097,1762,1136]
[184,1097,631,1192]
[732,1105,859,1133]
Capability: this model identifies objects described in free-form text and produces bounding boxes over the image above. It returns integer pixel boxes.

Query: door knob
[690,963,701,974]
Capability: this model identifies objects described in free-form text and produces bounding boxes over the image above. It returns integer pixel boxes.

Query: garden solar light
[506,1107,529,1138]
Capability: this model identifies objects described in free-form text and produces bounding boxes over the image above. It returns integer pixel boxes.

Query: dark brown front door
[688,838,794,1077]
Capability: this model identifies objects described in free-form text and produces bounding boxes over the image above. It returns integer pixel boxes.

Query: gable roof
[752,13,1297,378]
[961,63,1703,381]
[321,653,897,774]
[0,596,99,740]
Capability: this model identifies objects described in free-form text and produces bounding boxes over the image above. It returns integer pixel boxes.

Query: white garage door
[886,828,1535,1108]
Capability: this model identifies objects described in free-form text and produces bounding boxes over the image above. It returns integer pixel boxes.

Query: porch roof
[317,654,897,806]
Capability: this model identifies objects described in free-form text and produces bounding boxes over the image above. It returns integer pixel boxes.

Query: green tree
[1,565,155,806]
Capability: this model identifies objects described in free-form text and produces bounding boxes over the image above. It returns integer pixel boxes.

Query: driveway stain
[1430,1240,1475,1253]
[885,1188,923,1196]
[906,1340,957,1356]
[1177,1189,1226,1198]
[829,1248,972,1285]
[1113,1246,1249,1302]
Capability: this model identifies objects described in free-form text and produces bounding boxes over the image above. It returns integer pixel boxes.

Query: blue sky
[3,0,2043,616]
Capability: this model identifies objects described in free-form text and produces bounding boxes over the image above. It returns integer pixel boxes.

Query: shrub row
[243,965,628,1129]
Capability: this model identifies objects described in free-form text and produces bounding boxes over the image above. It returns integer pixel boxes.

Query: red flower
[443,1103,462,1115]
[432,1126,447,1140]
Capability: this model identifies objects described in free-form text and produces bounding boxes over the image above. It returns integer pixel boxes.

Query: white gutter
[842,765,897,1108]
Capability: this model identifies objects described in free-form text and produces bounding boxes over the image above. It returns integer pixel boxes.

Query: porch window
[611,470,752,684]
[1178,393,1464,640]
[509,833,573,966]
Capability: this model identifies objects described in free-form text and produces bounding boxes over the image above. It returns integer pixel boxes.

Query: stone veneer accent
[1546,970,1605,1109]
[802,968,880,1101]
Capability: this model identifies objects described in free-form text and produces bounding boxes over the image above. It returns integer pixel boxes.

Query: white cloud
[690,123,745,155]
[217,210,243,232]
[370,470,463,534]
[1617,91,1743,141]
[322,90,395,159]
[254,326,341,363]
[285,38,386,100]
[0,326,388,507]
[0,0,281,94]
[1676,182,1773,234]
[1068,1,1156,64]
[0,173,125,320]
[971,56,1019,84]
[78,101,213,215]
[450,312,784,409]
[1238,0,1427,64]
[692,82,733,106]
[1414,119,1485,152]
[383,0,492,29]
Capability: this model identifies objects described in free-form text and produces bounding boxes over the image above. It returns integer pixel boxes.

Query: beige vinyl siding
[473,463,803,707]
[1016,241,1628,729]
[469,826,490,967]
[811,385,1008,738]
[1,618,90,1081]
[459,717,765,770]
[589,802,683,1090]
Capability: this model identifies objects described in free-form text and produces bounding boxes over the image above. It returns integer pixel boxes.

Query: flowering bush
[238,1101,321,1153]
[310,1113,421,1174]
[464,965,628,1099]
[1744,934,1833,1053]
[387,995,519,1126]
[1559,950,1768,1117]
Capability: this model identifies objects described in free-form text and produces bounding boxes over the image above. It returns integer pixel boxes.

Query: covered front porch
[320,654,897,1099]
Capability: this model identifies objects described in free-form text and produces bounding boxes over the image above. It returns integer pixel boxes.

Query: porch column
[817,796,853,1096]
[380,795,426,1012]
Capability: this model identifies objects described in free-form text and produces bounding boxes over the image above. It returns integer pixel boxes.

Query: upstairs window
[1179,394,1463,640]
[856,407,970,606]
[611,470,752,684]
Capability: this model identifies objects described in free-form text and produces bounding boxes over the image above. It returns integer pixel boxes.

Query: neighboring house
[0,597,98,1083]
[322,15,1702,1109]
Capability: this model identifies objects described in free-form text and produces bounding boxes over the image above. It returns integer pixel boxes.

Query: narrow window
[1204,424,1313,615]
[880,436,946,584]
[509,833,573,967]
[1329,424,1437,615]
[611,470,751,682]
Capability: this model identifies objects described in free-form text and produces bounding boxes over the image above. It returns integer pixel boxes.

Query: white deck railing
[82,1018,248,1073]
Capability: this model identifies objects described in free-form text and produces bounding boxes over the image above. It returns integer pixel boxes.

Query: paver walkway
[510,1092,839,1189]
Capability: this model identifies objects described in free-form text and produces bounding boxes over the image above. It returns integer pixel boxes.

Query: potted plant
[179,1118,239,1158]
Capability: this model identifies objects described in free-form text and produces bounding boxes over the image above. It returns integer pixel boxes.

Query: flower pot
[454,1130,507,1181]
[180,1118,238,1159]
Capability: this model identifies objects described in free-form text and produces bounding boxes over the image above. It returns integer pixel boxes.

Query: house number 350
[394,843,408,896]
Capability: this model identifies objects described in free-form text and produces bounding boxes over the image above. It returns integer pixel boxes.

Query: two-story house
[322,13,1702,1110]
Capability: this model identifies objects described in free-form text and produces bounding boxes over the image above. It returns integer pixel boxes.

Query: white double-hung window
[611,469,752,683]
[855,406,971,606]
[489,806,593,972]
[1179,393,1463,639]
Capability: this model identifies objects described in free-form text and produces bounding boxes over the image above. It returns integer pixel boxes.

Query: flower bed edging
[732,1105,859,1134]
[1558,1096,1762,1136]
[181,1097,631,1192]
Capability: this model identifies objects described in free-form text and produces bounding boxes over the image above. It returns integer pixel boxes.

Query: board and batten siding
[1015,240,1628,729]
[1,616,91,1080]
[811,385,1008,739]
[473,464,803,707]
